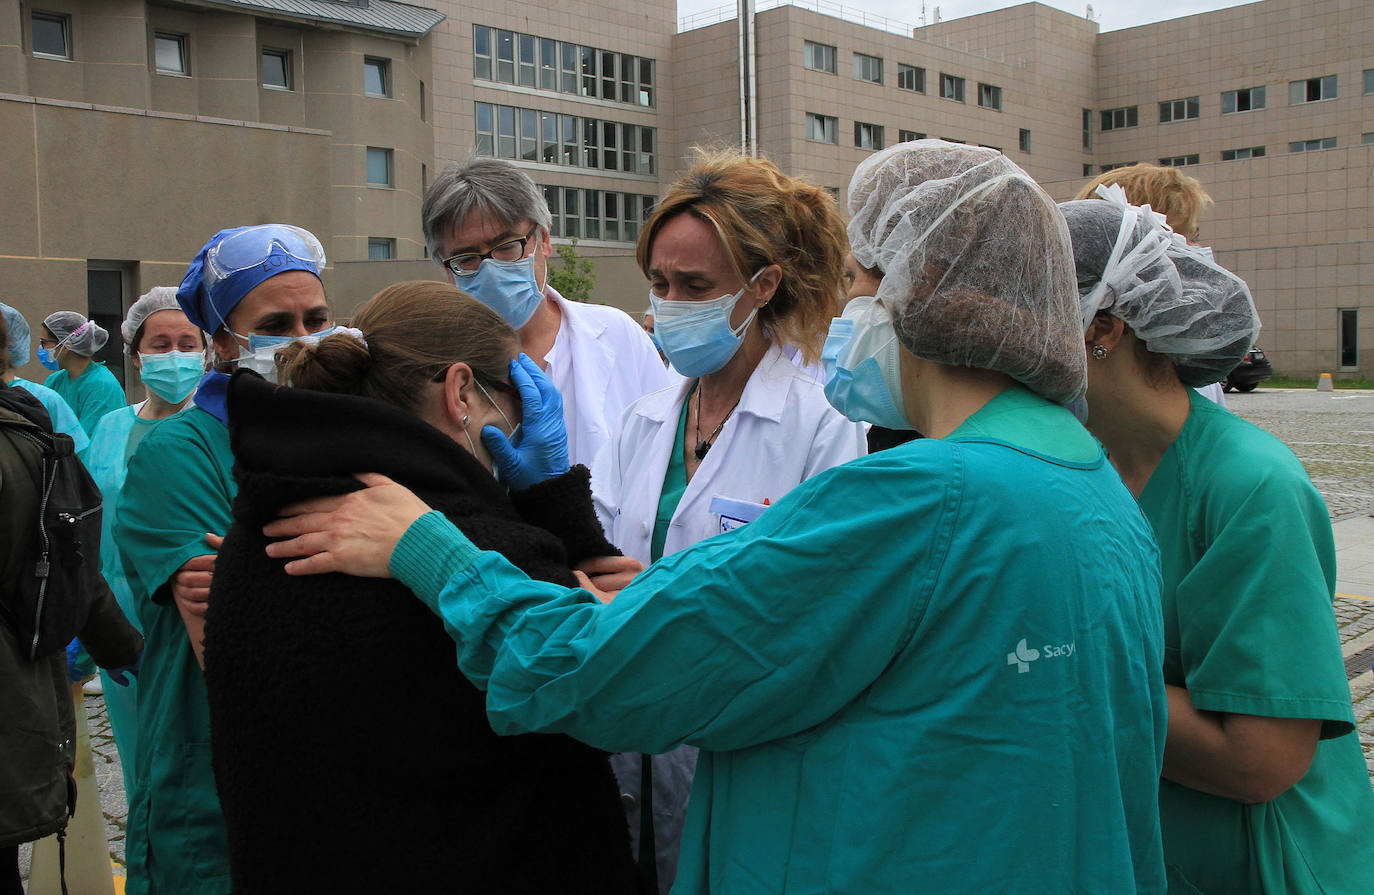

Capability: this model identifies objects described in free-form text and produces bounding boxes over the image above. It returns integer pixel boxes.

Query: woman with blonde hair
[587,148,865,891]
[202,280,638,894]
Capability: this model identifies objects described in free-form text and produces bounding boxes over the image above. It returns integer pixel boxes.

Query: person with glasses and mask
[114,224,331,895]
[202,281,639,894]
[421,158,671,470]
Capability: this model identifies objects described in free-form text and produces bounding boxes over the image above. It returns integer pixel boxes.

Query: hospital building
[0,0,1368,383]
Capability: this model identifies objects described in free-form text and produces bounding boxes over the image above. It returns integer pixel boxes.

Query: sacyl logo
[1006,638,1074,673]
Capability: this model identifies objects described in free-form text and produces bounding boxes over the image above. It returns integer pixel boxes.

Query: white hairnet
[122,286,187,353]
[43,310,109,357]
[846,140,1086,404]
[1,302,31,367]
[1059,185,1259,387]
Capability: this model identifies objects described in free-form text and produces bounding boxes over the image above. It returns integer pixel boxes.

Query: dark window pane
[32,14,68,58]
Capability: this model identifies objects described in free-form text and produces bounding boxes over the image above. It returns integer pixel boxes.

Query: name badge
[710,496,770,533]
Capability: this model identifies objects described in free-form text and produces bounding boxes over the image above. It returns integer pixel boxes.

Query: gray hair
[421,158,553,265]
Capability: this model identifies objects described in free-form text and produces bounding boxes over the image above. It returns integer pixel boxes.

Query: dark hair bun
[279,331,371,394]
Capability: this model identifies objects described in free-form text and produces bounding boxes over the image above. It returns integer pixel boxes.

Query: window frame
[805,112,838,145]
[1099,106,1138,131]
[1159,154,1199,167]
[1158,97,1200,123]
[363,56,391,98]
[1289,75,1337,104]
[1338,308,1359,370]
[804,40,836,74]
[898,129,925,143]
[31,11,71,60]
[261,47,292,90]
[897,63,924,93]
[1220,146,1265,161]
[365,146,394,187]
[977,82,1001,111]
[854,121,884,152]
[939,73,965,103]
[1365,69,1374,95]
[1019,128,1031,153]
[853,52,883,85]
[1288,137,1336,153]
[1221,86,1265,114]
[153,32,188,75]
[474,25,492,80]
[367,238,395,261]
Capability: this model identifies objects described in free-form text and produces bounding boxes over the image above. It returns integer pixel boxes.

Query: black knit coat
[204,372,639,894]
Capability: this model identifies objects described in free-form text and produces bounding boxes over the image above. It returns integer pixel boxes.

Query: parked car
[1223,346,1273,392]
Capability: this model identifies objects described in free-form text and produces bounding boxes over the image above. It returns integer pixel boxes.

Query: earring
[461,414,469,427]
[1091,344,1109,360]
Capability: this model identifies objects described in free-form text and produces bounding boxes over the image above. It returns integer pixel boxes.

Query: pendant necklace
[694,385,742,460]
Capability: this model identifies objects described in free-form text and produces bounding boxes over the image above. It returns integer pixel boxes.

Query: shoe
[83,676,104,696]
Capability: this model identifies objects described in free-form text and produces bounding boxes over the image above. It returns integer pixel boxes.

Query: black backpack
[0,385,104,661]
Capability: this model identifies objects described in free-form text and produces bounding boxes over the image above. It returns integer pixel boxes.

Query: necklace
[694,385,742,460]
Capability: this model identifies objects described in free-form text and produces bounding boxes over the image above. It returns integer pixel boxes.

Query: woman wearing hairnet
[1060,190,1374,894]
[0,302,89,452]
[83,287,205,799]
[39,310,127,438]
[262,142,1169,893]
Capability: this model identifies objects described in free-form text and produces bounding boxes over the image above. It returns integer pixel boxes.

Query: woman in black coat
[203,282,640,894]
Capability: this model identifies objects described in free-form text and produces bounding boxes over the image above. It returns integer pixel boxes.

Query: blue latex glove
[481,353,570,491]
[107,650,143,687]
[66,638,89,683]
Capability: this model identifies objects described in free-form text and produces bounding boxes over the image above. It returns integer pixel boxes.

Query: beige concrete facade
[0,0,439,386]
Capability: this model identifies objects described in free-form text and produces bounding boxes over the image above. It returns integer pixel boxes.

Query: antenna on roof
[1086,4,1099,22]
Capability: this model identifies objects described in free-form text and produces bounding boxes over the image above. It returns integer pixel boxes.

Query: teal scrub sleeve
[115,423,234,607]
[1177,466,1351,735]
[392,455,956,755]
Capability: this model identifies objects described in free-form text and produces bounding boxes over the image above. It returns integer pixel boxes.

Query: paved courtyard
[21,387,1374,890]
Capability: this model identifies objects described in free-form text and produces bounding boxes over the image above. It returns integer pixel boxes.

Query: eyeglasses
[442,229,537,277]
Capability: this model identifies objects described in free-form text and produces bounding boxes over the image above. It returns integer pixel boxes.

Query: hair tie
[337,326,368,350]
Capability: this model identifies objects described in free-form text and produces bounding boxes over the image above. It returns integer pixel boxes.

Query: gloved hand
[481,353,570,491]
[107,650,142,687]
[65,638,94,683]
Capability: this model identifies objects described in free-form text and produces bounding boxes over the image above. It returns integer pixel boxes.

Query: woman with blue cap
[39,310,127,439]
[261,142,1170,893]
[1061,189,1374,895]
[0,302,89,452]
[83,286,205,801]
[114,224,331,895]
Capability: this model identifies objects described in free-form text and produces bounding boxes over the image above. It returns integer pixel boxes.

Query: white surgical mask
[232,327,337,384]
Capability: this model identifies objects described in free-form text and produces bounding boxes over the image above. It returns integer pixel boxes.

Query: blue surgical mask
[37,346,60,371]
[140,350,206,404]
[822,296,912,430]
[650,270,763,379]
[233,327,337,384]
[457,256,545,330]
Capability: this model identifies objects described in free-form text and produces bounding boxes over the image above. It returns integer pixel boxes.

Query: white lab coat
[542,287,673,468]
[591,344,867,564]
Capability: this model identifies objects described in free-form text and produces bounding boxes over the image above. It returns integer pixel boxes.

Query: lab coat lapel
[619,378,693,562]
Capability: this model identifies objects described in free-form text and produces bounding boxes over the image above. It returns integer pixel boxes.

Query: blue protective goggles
[202,224,326,296]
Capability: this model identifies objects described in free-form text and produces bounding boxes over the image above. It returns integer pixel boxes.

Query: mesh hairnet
[43,311,109,357]
[846,140,1086,404]
[1,302,31,367]
[1059,185,1259,387]
[122,287,188,353]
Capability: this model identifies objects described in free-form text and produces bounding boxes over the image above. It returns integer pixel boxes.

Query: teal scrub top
[86,404,180,799]
[44,361,126,440]
[1138,390,1374,895]
[649,392,691,563]
[115,404,235,895]
[9,378,89,452]
[392,387,1170,894]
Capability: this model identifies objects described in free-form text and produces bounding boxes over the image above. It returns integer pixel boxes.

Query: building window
[32,11,70,59]
[538,38,557,91]
[940,73,965,102]
[1365,69,1374,95]
[1159,97,1200,123]
[364,56,390,97]
[367,238,395,260]
[421,163,427,192]
[1220,146,1265,160]
[474,26,492,79]
[1339,309,1359,369]
[1099,161,1137,172]
[1082,108,1092,150]
[805,112,837,144]
[977,83,1001,110]
[474,26,654,107]
[1289,74,1336,104]
[1083,163,1093,177]
[520,35,538,88]
[153,32,187,74]
[496,105,517,158]
[1289,137,1336,152]
[804,40,836,74]
[520,108,538,161]
[853,52,882,85]
[540,186,657,244]
[419,80,426,120]
[898,129,925,143]
[854,121,884,151]
[1364,132,1374,145]
[262,49,291,89]
[1019,129,1031,153]
[1159,154,1199,167]
[366,147,393,186]
[474,103,655,174]
[496,29,516,84]
[1100,106,1138,131]
[638,58,655,106]
[979,144,1002,153]
[1221,86,1264,113]
[897,64,924,93]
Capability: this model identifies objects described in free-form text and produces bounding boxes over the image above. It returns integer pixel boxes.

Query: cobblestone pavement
[24,387,1374,885]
